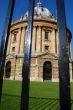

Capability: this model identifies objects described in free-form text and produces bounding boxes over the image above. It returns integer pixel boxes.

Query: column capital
[33,26,36,28]
[18,28,22,31]
[36,26,42,29]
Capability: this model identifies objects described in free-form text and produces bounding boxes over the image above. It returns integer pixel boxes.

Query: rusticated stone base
[4,53,73,82]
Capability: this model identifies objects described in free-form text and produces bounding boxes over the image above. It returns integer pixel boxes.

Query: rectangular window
[12,47,15,52]
[45,45,49,51]
[45,32,48,40]
[13,34,17,43]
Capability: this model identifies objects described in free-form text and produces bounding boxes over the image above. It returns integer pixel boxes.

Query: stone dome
[24,2,53,18]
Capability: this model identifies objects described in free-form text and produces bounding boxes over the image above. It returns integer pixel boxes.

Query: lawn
[0,80,73,110]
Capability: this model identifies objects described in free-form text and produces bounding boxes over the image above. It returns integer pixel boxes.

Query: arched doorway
[43,61,52,81]
[5,61,11,78]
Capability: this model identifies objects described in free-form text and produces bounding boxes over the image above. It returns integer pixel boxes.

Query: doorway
[5,61,11,78]
[43,61,52,81]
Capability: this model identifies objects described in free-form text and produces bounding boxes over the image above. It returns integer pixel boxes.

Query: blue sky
[0,0,73,59]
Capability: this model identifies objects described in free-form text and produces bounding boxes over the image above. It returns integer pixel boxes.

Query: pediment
[6,54,15,59]
[40,52,59,59]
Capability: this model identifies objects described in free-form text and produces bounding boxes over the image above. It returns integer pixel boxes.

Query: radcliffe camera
[0,0,73,110]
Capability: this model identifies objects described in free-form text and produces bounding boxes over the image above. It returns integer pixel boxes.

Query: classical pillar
[36,26,42,52]
[52,29,56,53]
[9,33,13,54]
[32,26,36,53]
[42,28,45,52]
[69,63,72,82]
[16,28,21,53]
[20,27,26,53]
[70,44,72,58]
[7,33,12,54]
[55,30,57,53]
[56,31,59,54]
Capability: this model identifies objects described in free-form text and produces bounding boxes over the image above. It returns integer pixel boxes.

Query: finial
[37,0,42,6]
[38,0,41,3]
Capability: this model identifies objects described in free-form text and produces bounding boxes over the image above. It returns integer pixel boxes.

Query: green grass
[0,80,73,110]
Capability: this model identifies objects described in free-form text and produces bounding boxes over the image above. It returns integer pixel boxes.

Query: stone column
[9,33,13,54]
[70,44,72,58]
[52,29,56,53]
[36,26,42,52]
[56,31,59,54]
[42,29,45,52]
[69,63,72,82]
[32,26,36,53]
[55,30,57,54]
[16,28,21,53]
[20,27,26,53]
[7,33,12,54]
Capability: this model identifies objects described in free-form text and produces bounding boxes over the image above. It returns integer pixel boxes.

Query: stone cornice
[10,18,57,32]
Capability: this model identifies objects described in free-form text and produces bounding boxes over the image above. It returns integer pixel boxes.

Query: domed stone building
[4,2,73,82]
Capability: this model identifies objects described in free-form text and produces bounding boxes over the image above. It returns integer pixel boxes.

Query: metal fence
[0,0,71,110]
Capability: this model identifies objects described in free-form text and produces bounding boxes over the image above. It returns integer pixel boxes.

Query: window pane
[13,34,17,42]
[45,45,49,51]
[12,47,15,52]
[45,32,48,40]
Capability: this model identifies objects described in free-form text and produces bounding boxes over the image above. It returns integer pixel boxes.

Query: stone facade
[4,2,73,82]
